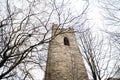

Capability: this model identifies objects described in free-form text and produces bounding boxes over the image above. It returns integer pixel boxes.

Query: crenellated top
[52,23,74,36]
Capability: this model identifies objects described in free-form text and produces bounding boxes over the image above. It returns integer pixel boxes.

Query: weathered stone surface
[45,24,88,80]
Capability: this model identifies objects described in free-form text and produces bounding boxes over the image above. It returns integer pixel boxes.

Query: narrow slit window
[64,37,70,46]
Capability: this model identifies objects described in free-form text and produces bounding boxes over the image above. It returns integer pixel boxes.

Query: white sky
[1,0,119,80]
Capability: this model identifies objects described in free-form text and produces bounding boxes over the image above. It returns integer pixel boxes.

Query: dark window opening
[64,37,70,46]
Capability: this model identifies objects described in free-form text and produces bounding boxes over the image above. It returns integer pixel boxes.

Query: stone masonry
[45,24,88,80]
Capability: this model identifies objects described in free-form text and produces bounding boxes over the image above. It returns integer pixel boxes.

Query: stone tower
[45,24,88,80]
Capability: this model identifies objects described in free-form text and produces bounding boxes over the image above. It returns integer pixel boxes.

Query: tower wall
[45,24,88,80]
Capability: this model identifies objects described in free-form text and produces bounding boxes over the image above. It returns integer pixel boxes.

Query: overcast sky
[1,0,119,80]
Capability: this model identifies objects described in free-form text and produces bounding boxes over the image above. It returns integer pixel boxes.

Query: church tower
[45,24,88,80]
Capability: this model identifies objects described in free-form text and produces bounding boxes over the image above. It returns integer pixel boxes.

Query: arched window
[64,37,70,46]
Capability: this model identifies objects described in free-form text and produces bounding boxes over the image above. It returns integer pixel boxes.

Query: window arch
[64,37,70,46]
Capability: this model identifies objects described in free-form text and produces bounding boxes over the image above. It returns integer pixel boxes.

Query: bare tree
[77,25,119,80]
[98,0,120,78]
[0,0,89,79]
[99,0,120,26]
[105,32,120,78]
